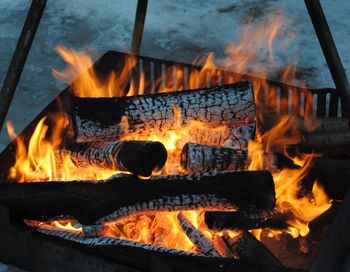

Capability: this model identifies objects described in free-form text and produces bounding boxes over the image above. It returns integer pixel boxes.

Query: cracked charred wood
[303,157,350,200]
[27,221,302,272]
[205,211,290,231]
[0,170,275,225]
[180,143,247,173]
[299,130,350,155]
[222,231,284,268]
[177,212,220,257]
[310,189,350,272]
[72,81,256,143]
[59,140,167,177]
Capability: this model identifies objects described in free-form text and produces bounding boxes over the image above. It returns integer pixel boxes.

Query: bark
[72,81,256,143]
[0,170,275,225]
[222,231,284,268]
[205,211,290,231]
[180,143,247,174]
[177,212,220,257]
[261,114,349,135]
[25,219,303,272]
[299,130,350,155]
[59,140,167,177]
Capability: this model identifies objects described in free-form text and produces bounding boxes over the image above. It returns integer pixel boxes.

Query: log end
[117,141,167,177]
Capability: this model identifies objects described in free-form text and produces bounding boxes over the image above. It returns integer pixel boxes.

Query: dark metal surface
[305,0,350,120]
[131,0,148,55]
[0,0,47,134]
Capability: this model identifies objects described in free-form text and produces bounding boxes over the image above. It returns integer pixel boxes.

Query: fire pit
[1,1,350,272]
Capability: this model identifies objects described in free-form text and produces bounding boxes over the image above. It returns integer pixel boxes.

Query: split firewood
[299,130,350,155]
[177,212,220,257]
[222,231,284,268]
[260,114,348,135]
[59,140,167,177]
[24,217,302,272]
[0,170,275,224]
[72,81,256,143]
[180,143,247,173]
[205,211,290,231]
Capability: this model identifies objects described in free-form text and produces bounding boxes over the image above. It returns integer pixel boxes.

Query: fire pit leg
[305,0,350,119]
[131,0,148,55]
[0,0,47,134]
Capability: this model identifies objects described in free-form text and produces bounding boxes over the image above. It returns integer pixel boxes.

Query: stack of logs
[1,80,349,271]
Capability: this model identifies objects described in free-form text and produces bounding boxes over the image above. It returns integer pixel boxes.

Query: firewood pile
[0,51,349,272]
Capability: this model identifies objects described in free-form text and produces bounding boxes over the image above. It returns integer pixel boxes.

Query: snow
[0,0,350,151]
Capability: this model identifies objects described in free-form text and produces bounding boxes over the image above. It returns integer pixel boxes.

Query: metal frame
[0,0,47,134]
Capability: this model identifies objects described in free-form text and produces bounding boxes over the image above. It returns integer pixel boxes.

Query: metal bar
[0,0,47,134]
[305,0,350,120]
[131,0,148,55]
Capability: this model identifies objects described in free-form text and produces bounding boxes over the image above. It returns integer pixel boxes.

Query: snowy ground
[0,0,350,150]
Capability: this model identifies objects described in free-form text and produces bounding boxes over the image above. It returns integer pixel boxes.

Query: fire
[9,11,333,255]
[7,114,118,182]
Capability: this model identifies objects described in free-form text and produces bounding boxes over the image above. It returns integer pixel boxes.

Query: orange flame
[11,11,333,254]
[7,114,118,182]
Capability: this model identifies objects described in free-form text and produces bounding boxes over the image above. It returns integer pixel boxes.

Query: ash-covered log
[59,140,167,177]
[177,212,220,257]
[0,170,275,225]
[72,81,256,143]
[27,219,302,272]
[299,131,350,155]
[205,211,290,231]
[222,231,284,268]
[180,143,247,173]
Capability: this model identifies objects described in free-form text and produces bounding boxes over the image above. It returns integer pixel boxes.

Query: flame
[53,46,137,97]
[7,114,119,182]
[11,11,333,254]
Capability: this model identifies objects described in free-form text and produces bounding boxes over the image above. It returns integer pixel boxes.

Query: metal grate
[98,51,342,118]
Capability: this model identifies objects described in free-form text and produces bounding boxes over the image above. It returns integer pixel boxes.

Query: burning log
[25,220,302,272]
[59,140,167,177]
[177,212,220,257]
[299,130,350,155]
[72,81,256,143]
[261,114,349,135]
[0,170,275,224]
[222,231,284,268]
[180,143,247,173]
[204,211,290,231]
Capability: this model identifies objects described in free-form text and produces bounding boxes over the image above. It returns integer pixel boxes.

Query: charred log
[177,212,220,257]
[180,143,247,173]
[0,170,275,225]
[28,220,302,272]
[205,211,290,231]
[222,231,284,268]
[299,131,350,155]
[260,114,348,135]
[60,140,167,177]
[72,82,256,144]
